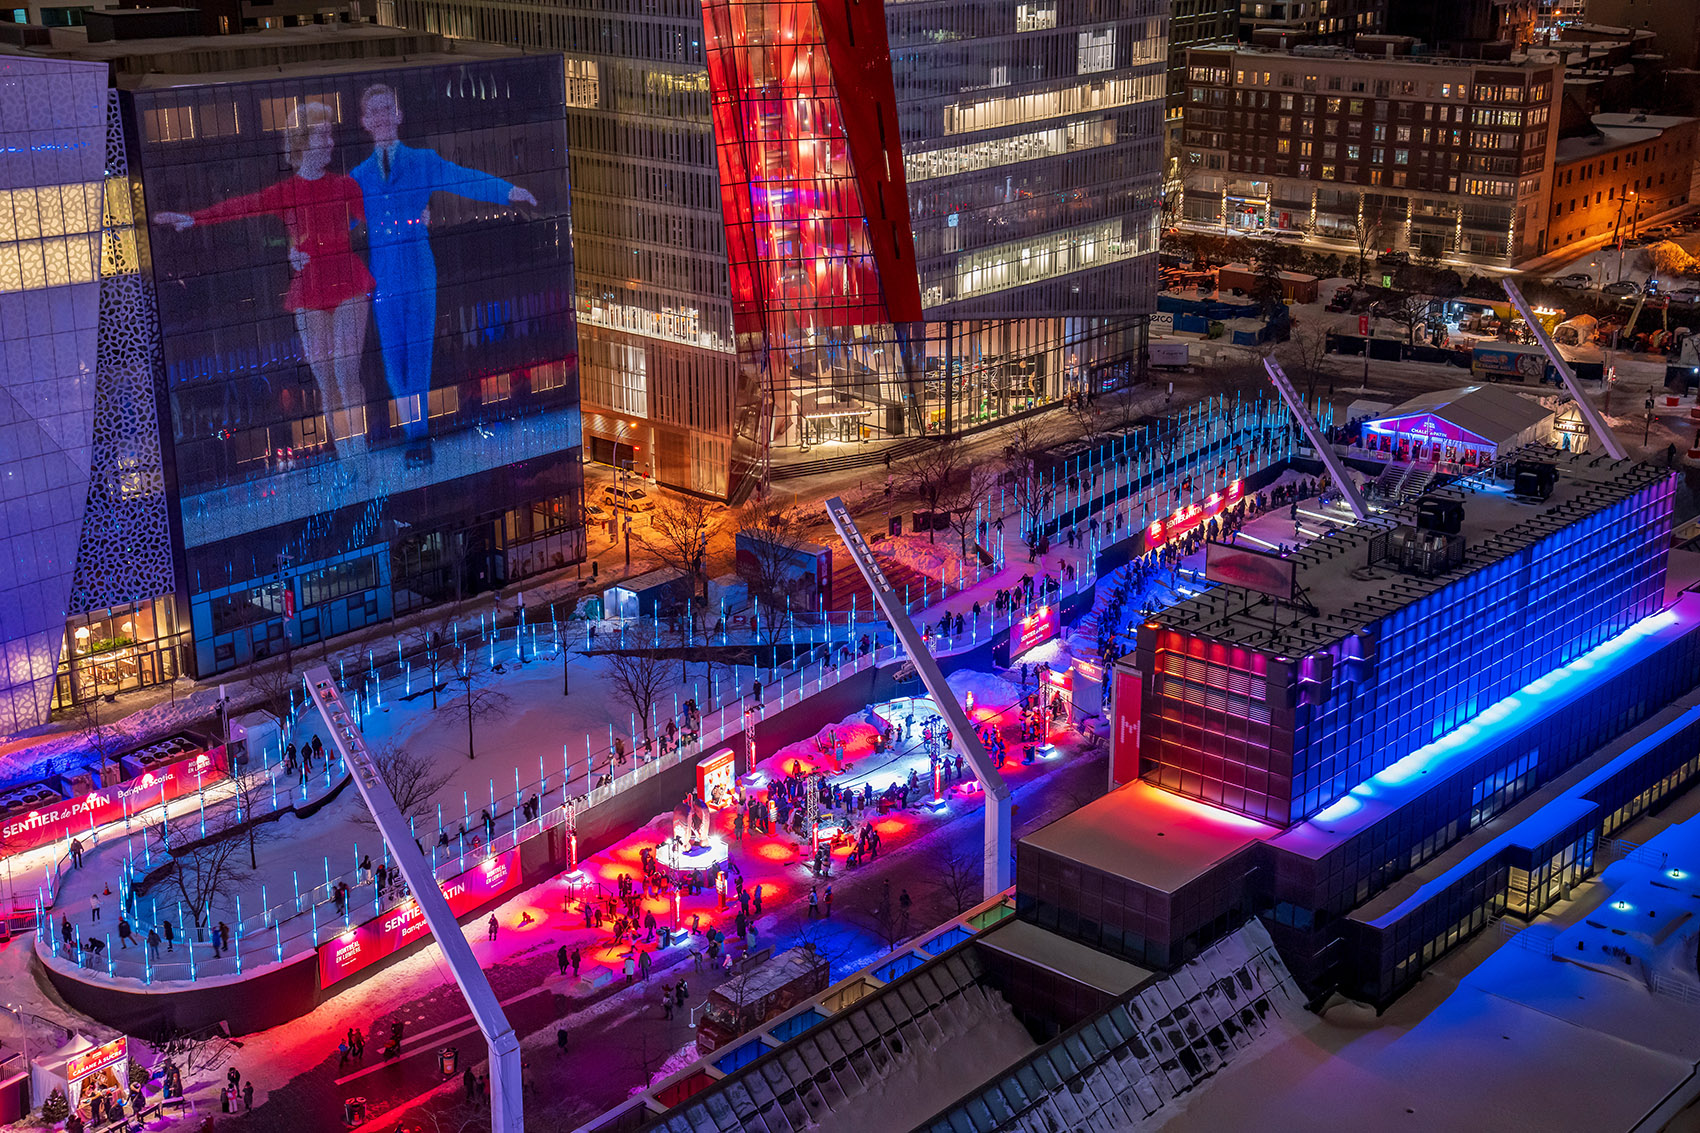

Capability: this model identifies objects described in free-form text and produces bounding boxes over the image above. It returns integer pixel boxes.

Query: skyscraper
[387,0,1165,499]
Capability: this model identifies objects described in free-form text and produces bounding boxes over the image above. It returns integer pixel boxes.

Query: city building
[1166,0,1238,132]
[0,0,374,34]
[1546,111,1699,250]
[1181,43,1563,264]
[1582,0,1700,71]
[1386,0,1539,54]
[386,0,1165,501]
[1237,0,1384,48]
[0,24,584,731]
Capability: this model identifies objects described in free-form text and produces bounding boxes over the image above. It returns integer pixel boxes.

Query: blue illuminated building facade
[1137,467,1674,826]
[0,28,583,731]
[1021,457,1700,1002]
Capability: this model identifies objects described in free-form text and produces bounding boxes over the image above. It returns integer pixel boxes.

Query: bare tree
[355,740,454,830]
[445,643,513,761]
[1159,140,1202,233]
[162,810,253,942]
[640,495,718,611]
[1002,418,1059,551]
[942,464,1000,570]
[1278,320,1335,401]
[246,659,300,728]
[69,693,128,771]
[853,886,910,951]
[893,437,971,544]
[926,844,982,916]
[228,766,282,869]
[605,633,674,745]
[1386,290,1433,346]
[737,501,810,640]
[1352,214,1391,287]
[402,603,465,710]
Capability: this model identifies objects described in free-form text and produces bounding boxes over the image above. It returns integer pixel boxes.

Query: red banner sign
[1145,480,1244,551]
[1110,667,1143,789]
[0,749,224,856]
[66,1036,127,1083]
[318,849,521,987]
[1012,605,1060,660]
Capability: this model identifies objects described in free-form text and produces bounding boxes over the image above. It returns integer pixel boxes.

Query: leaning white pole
[1502,279,1627,460]
[304,667,522,1133]
[823,497,1012,897]
[1262,356,1370,519]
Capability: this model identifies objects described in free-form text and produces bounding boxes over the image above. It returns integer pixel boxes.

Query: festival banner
[318,849,521,986]
[0,749,225,856]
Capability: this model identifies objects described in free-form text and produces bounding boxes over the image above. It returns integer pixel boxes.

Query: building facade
[1236,0,1383,46]
[1135,465,1670,826]
[1546,112,1699,252]
[1181,44,1562,264]
[386,0,1164,500]
[0,30,585,731]
[1165,0,1237,134]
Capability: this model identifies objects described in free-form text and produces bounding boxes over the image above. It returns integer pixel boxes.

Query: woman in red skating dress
[153,102,374,478]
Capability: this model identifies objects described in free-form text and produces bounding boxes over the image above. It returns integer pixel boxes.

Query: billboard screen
[134,58,578,550]
[1012,605,1060,660]
[318,848,520,987]
[1204,541,1296,601]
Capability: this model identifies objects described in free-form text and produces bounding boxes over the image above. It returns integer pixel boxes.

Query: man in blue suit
[351,83,537,465]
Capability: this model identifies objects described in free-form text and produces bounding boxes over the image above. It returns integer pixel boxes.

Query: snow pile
[875,534,975,589]
[945,670,1021,714]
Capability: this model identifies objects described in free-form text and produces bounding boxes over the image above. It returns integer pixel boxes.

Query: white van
[602,485,655,513]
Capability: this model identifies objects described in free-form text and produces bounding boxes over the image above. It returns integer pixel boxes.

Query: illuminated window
[257,94,341,132]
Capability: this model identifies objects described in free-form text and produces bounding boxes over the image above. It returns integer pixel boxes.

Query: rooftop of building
[1020,780,1280,894]
[977,917,1153,995]
[1184,41,1556,71]
[0,22,526,86]
[1154,446,1669,654]
[1554,111,1698,162]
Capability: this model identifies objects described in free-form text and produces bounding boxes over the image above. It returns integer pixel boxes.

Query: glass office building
[385,0,1165,499]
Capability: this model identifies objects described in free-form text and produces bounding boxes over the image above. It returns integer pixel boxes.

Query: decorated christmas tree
[40,1087,68,1123]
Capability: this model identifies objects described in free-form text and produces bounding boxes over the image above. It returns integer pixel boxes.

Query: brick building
[1545,112,1699,251]
[1181,44,1562,264]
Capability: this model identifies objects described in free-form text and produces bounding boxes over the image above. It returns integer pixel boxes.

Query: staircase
[1373,461,1442,505]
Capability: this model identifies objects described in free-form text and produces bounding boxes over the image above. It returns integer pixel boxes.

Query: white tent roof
[1367,384,1553,445]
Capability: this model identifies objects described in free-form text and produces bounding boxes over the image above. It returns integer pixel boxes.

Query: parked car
[1670,288,1700,305]
[1551,273,1593,289]
[1601,280,1641,299]
[602,485,655,513]
[1644,226,1681,241]
[1272,229,1306,241]
[584,501,607,521]
[1376,250,1410,266]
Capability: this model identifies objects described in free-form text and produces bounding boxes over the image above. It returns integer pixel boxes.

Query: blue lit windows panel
[128,57,583,673]
[1290,479,1674,822]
